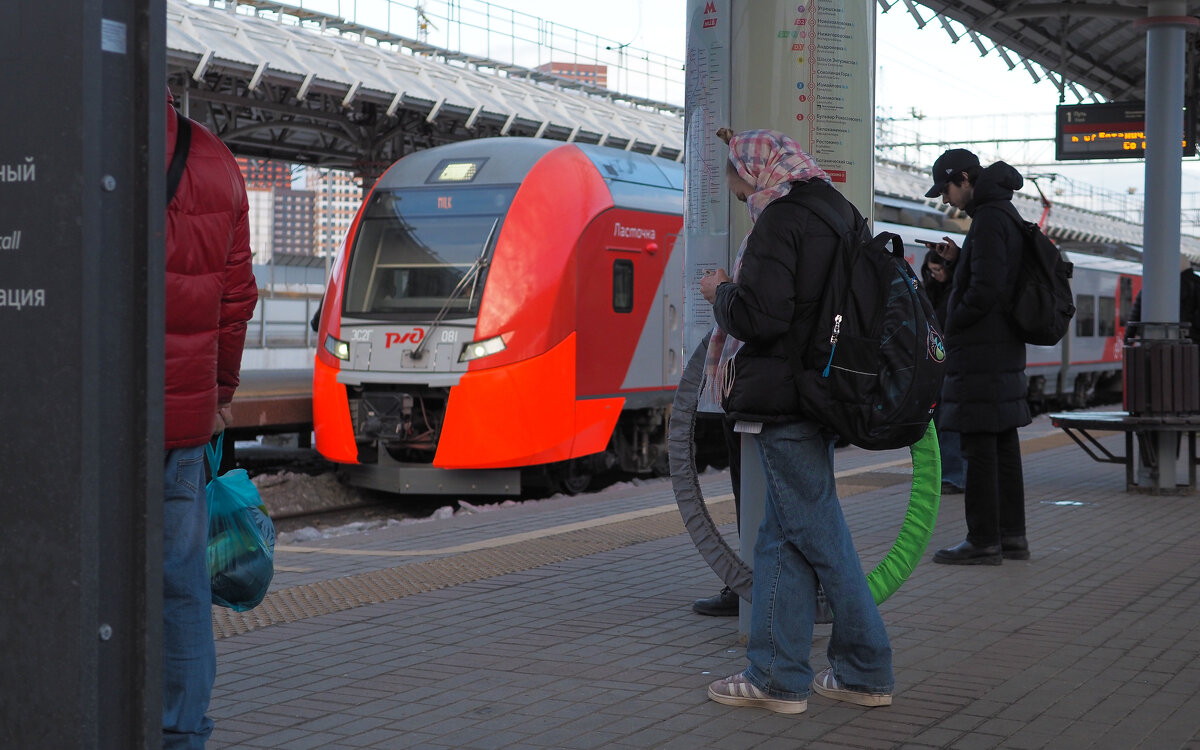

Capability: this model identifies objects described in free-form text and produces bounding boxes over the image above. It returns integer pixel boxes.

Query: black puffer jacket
[940,162,1032,433]
[711,179,846,422]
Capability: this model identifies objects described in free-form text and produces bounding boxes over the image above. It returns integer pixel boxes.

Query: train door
[659,229,684,385]
[574,209,680,398]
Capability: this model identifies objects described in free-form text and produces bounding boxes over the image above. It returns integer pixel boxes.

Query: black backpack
[997,206,1075,346]
[786,189,947,451]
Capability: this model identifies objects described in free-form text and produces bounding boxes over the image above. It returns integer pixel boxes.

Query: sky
[310,0,1199,231]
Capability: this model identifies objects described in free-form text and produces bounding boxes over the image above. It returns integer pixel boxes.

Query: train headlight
[324,334,350,361]
[459,335,506,362]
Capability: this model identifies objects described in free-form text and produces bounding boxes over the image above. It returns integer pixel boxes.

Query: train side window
[613,259,634,313]
[1118,277,1134,326]
[1098,296,1116,337]
[1075,294,1096,337]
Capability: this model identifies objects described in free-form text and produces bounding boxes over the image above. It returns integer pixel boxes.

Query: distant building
[244,187,318,263]
[239,158,301,264]
[535,61,607,88]
[302,167,363,259]
[246,187,274,265]
[237,160,361,263]
[273,188,317,256]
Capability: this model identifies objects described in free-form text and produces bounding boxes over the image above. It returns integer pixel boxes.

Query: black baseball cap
[924,148,980,198]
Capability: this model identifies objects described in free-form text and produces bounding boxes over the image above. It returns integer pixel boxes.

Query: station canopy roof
[170,1,1200,170]
[167,0,1200,253]
[903,1,1200,105]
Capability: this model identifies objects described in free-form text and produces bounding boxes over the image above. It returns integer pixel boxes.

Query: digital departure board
[1056,101,1195,160]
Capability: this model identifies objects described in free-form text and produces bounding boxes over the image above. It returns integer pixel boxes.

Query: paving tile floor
[208,415,1200,749]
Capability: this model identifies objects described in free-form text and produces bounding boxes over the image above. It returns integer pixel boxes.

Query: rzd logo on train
[385,328,425,347]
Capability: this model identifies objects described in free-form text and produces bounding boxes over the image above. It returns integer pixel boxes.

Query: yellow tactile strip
[213,430,1077,639]
[213,498,737,639]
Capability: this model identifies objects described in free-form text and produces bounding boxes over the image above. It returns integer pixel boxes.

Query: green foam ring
[866,420,942,604]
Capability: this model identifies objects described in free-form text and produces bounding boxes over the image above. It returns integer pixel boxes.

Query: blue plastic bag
[206,433,275,611]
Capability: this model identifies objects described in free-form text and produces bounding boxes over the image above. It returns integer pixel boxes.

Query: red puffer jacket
[165,93,259,449]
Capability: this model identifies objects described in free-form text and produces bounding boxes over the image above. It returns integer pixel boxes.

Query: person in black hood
[922,148,1032,565]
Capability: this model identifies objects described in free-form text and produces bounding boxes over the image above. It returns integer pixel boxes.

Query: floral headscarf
[727,129,830,221]
[700,129,831,411]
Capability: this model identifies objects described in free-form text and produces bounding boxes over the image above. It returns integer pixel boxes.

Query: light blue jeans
[744,421,894,699]
[939,428,966,489]
[163,445,216,749]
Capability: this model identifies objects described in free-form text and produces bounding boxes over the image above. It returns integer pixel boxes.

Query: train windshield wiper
[411,217,499,360]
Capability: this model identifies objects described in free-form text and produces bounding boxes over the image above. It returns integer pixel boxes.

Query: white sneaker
[707,672,807,714]
[811,667,892,707]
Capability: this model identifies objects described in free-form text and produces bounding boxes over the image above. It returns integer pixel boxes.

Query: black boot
[693,586,740,616]
[933,539,1002,565]
[1001,535,1030,560]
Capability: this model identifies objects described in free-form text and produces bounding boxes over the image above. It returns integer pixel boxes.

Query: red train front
[312,138,689,494]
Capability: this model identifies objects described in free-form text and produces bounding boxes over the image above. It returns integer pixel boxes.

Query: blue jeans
[939,428,965,489]
[163,446,215,749]
[744,421,893,698]
[934,408,965,488]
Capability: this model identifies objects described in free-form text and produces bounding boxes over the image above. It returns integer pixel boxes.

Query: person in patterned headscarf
[700,129,894,714]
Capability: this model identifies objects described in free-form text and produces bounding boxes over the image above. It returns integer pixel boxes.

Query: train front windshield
[344,187,515,317]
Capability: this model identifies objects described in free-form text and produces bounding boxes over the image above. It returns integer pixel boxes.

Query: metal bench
[1048,411,1200,494]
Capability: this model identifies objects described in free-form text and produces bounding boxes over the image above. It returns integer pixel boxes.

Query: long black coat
[940,163,1032,434]
[711,179,845,422]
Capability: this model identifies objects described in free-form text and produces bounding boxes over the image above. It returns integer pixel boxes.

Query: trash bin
[1123,323,1200,415]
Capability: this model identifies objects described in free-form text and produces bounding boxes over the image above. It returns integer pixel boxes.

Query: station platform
[208,413,1200,749]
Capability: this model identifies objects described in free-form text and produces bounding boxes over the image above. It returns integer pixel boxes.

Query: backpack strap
[787,181,864,248]
[987,202,1053,276]
[785,182,870,295]
[166,108,192,206]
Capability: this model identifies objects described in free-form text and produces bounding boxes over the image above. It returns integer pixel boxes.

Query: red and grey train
[312,137,699,495]
[313,136,1144,495]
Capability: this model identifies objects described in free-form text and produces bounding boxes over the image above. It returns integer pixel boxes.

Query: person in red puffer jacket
[162,87,258,750]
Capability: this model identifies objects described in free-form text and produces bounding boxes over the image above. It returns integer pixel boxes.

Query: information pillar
[682,0,876,633]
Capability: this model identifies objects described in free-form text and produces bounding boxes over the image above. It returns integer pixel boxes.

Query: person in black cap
[922,148,1032,566]
[923,148,980,200]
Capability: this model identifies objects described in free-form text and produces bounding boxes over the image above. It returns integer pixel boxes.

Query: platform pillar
[1139,1,1197,491]
[0,2,165,747]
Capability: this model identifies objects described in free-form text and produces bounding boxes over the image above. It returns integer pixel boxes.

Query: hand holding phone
[919,236,960,262]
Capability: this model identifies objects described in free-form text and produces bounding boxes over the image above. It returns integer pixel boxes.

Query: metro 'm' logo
[385,328,426,347]
[704,1,716,13]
